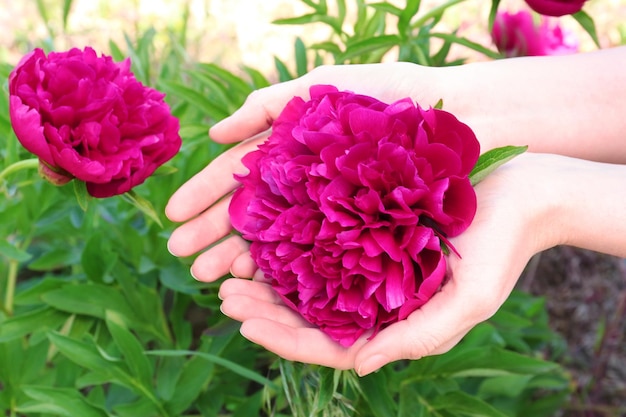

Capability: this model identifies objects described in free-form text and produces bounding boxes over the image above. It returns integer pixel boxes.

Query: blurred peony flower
[229,85,480,347]
[524,0,587,17]
[492,10,579,57]
[9,47,181,198]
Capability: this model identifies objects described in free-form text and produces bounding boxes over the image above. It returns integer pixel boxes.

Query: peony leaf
[469,145,528,186]
[72,180,91,211]
[152,164,179,177]
[488,0,501,32]
[572,10,600,48]
[122,190,163,227]
[430,32,501,59]
[433,98,444,110]
[147,349,277,389]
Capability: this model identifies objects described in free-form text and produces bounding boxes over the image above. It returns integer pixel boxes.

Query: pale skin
[166,46,626,376]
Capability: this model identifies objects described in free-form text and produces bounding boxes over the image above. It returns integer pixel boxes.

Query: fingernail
[219,303,230,317]
[166,240,176,256]
[189,267,199,281]
[357,354,388,377]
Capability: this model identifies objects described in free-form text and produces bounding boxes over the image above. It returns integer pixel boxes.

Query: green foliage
[0,0,595,415]
[266,291,570,417]
[273,0,500,69]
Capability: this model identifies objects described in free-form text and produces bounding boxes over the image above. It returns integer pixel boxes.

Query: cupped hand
[217,153,560,375]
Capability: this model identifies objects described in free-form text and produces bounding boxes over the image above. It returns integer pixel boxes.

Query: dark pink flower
[229,86,479,347]
[492,10,579,58]
[9,47,181,197]
[524,0,587,16]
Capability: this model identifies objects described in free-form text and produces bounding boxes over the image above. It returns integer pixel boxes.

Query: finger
[189,235,249,282]
[239,318,361,370]
[219,279,310,328]
[230,251,257,278]
[219,278,284,304]
[354,278,496,376]
[209,78,309,144]
[219,278,365,369]
[165,135,265,222]
[167,196,232,257]
[221,294,310,329]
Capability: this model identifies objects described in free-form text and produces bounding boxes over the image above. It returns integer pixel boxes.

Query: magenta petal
[9,96,54,165]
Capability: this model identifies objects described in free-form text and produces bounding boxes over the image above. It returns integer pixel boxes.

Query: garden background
[1,0,625,416]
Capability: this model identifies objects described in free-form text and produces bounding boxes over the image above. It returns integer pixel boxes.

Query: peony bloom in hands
[524,0,587,17]
[229,85,480,347]
[9,47,181,197]
[492,10,579,58]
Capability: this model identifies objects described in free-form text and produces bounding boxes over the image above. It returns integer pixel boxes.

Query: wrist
[547,157,626,257]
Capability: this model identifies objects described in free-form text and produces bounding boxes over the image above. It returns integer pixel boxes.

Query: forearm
[439,47,626,163]
[548,157,626,257]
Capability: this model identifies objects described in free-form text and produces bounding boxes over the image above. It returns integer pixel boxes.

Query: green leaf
[295,37,308,77]
[367,2,403,17]
[159,80,230,120]
[359,370,397,417]
[431,346,559,377]
[156,356,185,402]
[274,56,294,82]
[242,66,270,89]
[13,277,67,306]
[47,331,135,388]
[28,247,78,271]
[339,35,401,62]
[112,397,160,417]
[310,41,343,57]
[147,349,277,389]
[273,13,342,35]
[469,145,528,186]
[478,374,534,398]
[73,180,91,211]
[411,0,465,29]
[195,62,253,98]
[0,307,67,342]
[398,0,421,37]
[61,0,74,31]
[151,164,178,177]
[430,32,501,59]
[433,98,444,110]
[572,10,600,48]
[0,240,32,262]
[41,283,136,323]
[488,0,501,32]
[430,391,508,417]
[81,234,119,283]
[106,310,154,388]
[316,367,340,411]
[122,190,163,227]
[108,40,125,61]
[162,353,216,414]
[19,386,108,417]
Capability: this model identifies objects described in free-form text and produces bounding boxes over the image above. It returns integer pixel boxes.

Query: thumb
[209,77,310,144]
[354,279,495,377]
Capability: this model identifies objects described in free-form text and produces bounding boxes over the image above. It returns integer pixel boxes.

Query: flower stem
[0,158,40,184]
[4,260,18,316]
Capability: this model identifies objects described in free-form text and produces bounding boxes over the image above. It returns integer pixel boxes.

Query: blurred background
[2,0,625,72]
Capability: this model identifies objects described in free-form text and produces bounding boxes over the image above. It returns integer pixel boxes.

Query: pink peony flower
[524,0,587,17]
[229,85,480,347]
[492,10,579,58]
[9,47,181,197]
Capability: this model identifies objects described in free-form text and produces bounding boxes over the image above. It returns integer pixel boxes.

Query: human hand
[216,153,562,375]
[165,63,446,280]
